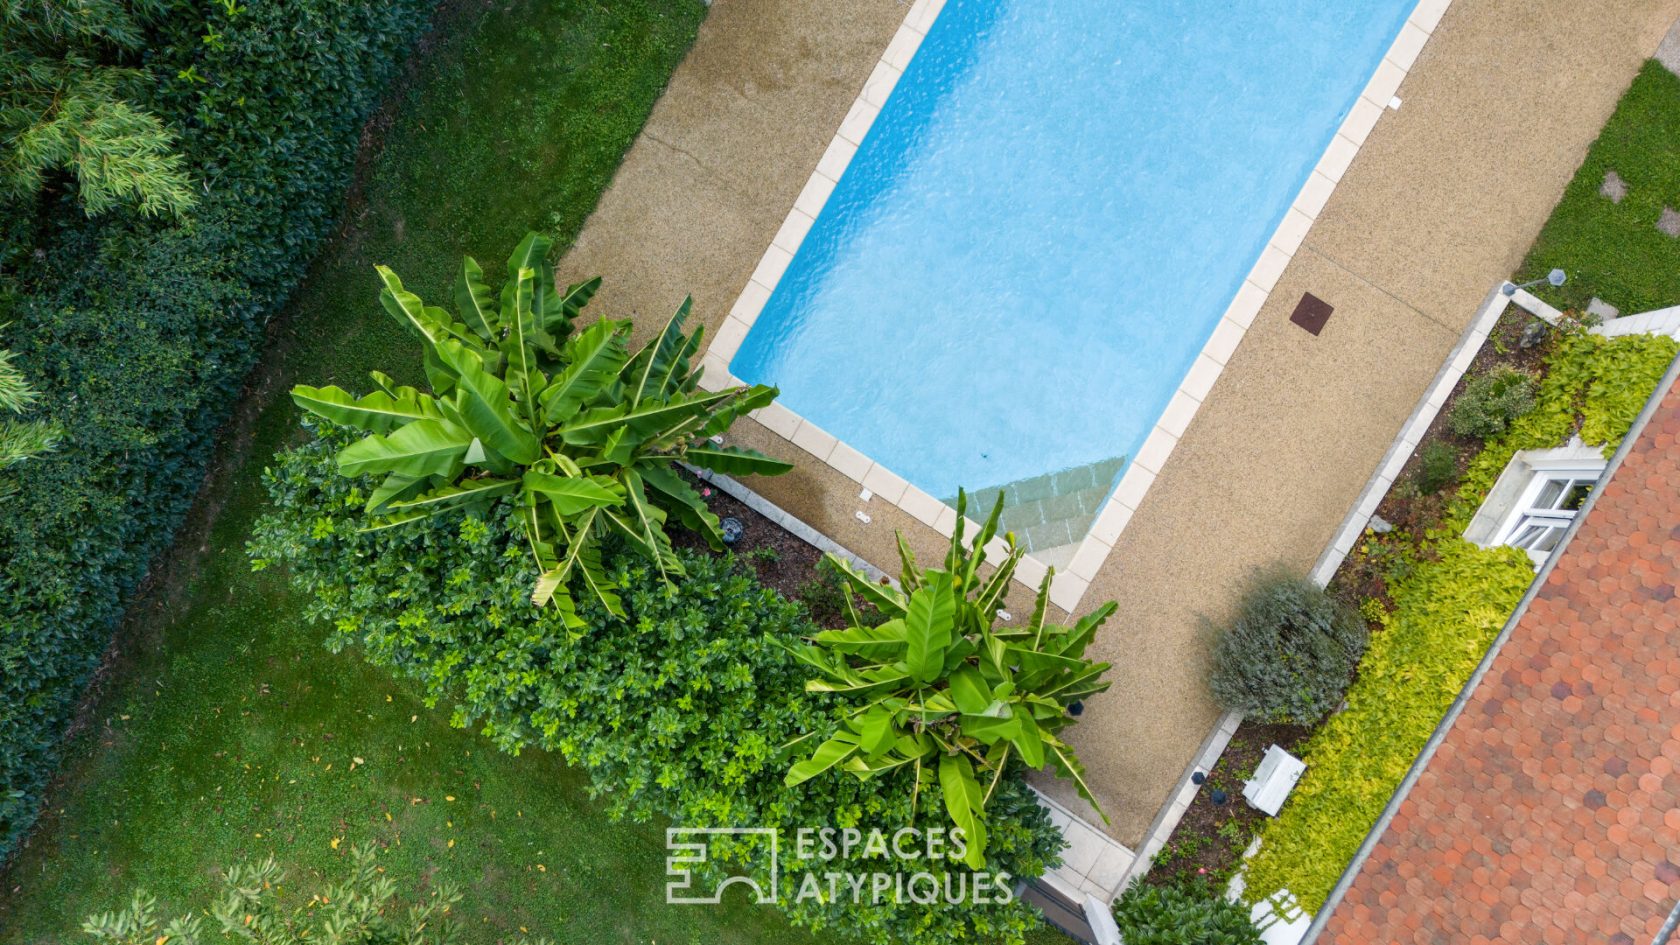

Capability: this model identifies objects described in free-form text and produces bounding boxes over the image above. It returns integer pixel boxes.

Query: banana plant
[783,492,1115,869]
[290,232,792,625]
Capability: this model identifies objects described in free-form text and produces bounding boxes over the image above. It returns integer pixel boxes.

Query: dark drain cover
[1291,292,1333,335]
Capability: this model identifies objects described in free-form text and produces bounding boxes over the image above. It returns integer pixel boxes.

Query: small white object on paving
[1242,745,1307,816]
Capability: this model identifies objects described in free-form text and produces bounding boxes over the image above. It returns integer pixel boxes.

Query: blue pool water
[731,0,1414,502]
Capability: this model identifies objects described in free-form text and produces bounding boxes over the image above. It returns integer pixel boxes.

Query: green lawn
[0,1,823,942]
[1518,59,1680,314]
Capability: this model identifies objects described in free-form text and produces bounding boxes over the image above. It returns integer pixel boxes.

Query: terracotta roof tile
[1319,377,1680,944]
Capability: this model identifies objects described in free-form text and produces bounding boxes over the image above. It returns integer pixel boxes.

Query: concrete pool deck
[556,0,1680,849]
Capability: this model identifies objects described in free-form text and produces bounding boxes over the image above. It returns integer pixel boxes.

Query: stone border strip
[1035,787,1139,903]
[700,0,1455,620]
[1113,709,1244,891]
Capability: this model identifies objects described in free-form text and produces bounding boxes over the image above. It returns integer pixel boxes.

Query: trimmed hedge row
[0,0,436,861]
[1244,327,1677,911]
[250,426,1064,945]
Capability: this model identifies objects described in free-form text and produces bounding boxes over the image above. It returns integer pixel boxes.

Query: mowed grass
[1517,59,1680,314]
[0,1,821,942]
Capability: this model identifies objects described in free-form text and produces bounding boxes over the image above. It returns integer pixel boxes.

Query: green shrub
[1447,330,1677,529]
[0,0,436,861]
[290,232,788,619]
[784,494,1114,868]
[1207,572,1367,725]
[1411,441,1459,495]
[1112,882,1261,945]
[1447,366,1536,439]
[1241,541,1535,911]
[249,425,1064,945]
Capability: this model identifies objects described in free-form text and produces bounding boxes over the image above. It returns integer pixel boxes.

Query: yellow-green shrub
[1241,540,1534,911]
[1244,327,1676,913]
[1447,331,1677,529]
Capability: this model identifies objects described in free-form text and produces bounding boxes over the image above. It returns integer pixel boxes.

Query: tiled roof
[1319,372,1680,944]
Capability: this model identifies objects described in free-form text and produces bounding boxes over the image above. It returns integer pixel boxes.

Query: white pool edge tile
[701,0,1452,638]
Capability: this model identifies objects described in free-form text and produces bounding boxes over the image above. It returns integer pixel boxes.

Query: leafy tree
[80,845,548,945]
[1,0,195,217]
[0,339,58,492]
[290,232,790,625]
[1207,570,1367,725]
[784,492,1115,868]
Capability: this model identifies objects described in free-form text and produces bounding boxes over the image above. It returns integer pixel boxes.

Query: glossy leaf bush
[1112,881,1262,945]
[250,428,1064,945]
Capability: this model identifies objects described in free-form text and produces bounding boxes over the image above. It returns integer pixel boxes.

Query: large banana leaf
[684,443,793,477]
[540,319,627,423]
[521,470,621,514]
[336,419,472,479]
[435,340,541,465]
[291,384,438,434]
[637,464,723,549]
[547,277,600,336]
[625,299,695,407]
[939,753,988,869]
[499,267,541,422]
[454,256,497,341]
[904,580,955,684]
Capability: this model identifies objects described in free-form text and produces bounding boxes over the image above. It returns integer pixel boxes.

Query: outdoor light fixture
[720,516,745,544]
[1068,701,1085,717]
[1502,268,1566,296]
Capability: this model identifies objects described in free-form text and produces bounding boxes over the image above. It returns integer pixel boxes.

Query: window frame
[1491,462,1605,565]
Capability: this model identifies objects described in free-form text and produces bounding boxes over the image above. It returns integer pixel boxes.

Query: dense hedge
[0,0,435,861]
[250,426,1064,945]
[1245,326,1678,912]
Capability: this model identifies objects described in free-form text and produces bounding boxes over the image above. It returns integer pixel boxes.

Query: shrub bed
[249,425,1064,945]
[1239,540,1534,911]
[1241,326,1676,912]
[0,0,436,861]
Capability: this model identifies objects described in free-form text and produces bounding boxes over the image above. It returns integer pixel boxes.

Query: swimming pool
[730,0,1415,549]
